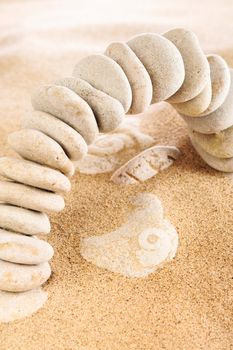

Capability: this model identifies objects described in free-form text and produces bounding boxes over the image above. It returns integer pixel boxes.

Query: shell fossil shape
[80,193,179,277]
[111,145,180,184]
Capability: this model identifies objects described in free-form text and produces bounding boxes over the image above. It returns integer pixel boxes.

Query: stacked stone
[0,28,231,297]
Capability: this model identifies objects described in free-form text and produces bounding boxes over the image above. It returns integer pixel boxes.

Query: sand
[0,0,233,349]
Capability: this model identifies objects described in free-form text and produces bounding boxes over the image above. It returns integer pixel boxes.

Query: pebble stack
[0,28,232,299]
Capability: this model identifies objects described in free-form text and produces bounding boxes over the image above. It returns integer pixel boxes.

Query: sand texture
[0,0,233,349]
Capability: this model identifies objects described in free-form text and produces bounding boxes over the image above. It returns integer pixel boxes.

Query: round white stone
[128,33,185,103]
[0,260,51,292]
[0,229,54,265]
[73,54,132,112]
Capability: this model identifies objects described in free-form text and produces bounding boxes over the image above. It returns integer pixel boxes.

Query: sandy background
[0,0,233,349]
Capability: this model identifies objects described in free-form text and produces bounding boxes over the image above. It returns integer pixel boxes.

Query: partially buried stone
[111,145,180,185]
[0,288,47,323]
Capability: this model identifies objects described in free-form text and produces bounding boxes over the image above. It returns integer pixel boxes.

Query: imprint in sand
[80,193,178,277]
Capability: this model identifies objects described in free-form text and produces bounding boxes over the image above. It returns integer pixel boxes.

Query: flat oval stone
[0,181,64,213]
[56,77,125,133]
[8,129,74,177]
[127,33,185,103]
[172,78,212,116]
[164,28,210,103]
[0,260,51,292]
[0,229,54,264]
[0,288,47,323]
[105,42,152,114]
[0,204,50,235]
[31,85,98,145]
[191,136,233,172]
[0,157,71,193]
[73,54,132,112]
[198,54,230,116]
[24,111,87,161]
[182,69,233,134]
[189,125,233,158]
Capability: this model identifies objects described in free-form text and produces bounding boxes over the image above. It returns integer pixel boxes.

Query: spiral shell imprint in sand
[80,193,178,278]
[0,27,232,321]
